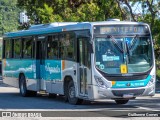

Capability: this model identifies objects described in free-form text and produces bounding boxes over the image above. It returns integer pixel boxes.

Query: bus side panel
[45,60,63,94]
[3,59,37,91]
[3,59,19,88]
[3,77,19,88]
[27,60,37,91]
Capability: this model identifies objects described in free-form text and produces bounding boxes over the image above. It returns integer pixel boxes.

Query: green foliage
[156,69,160,80]
[17,0,123,23]
[0,0,21,36]
[72,3,100,22]
[37,3,62,23]
[152,19,160,54]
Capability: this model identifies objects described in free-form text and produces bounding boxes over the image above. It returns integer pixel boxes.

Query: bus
[2,20,155,105]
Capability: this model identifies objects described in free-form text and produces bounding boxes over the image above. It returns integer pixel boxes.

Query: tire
[19,74,37,97]
[48,93,57,98]
[66,80,83,105]
[115,99,129,104]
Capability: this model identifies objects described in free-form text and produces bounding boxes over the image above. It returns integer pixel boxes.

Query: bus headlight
[94,76,108,88]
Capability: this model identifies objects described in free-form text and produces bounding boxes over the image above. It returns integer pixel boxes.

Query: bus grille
[112,89,145,97]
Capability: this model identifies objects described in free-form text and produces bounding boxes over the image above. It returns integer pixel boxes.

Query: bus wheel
[67,80,83,105]
[115,99,129,104]
[19,75,37,97]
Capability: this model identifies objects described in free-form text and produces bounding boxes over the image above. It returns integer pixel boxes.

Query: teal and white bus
[2,20,155,105]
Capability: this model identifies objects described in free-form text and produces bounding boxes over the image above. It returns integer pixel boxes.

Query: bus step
[38,91,47,94]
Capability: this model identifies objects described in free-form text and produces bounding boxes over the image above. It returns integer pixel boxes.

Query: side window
[66,33,74,60]
[47,35,58,59]
[59,34,65,59]
[14,39,21,58]
[4,39,12,58]
[59,33,75,60]
[32,41,35,58]
[47,36,53,59]
[52,35,58,59]
[84,38,91,68]
[23,38,32,58]
[78,38,91,68]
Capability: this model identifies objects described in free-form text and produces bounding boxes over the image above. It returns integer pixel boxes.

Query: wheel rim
[69,86,75,98]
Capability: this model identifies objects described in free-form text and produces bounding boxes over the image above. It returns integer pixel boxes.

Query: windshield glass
[95,36,153,74]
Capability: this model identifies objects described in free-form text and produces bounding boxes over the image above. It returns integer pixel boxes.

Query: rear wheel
[66,80,83,105]
[115,99,129,104]
[19,74,37,97]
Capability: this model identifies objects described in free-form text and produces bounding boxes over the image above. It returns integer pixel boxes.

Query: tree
[0,0,21,36]
[17,0,123,23]
[116,0,160,30]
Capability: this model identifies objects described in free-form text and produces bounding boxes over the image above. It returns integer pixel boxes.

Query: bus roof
[3,21,148,38]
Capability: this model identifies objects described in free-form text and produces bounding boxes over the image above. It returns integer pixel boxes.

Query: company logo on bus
[126,83,131,87]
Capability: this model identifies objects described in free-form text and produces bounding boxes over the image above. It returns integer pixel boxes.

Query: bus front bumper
[90,83,155,100]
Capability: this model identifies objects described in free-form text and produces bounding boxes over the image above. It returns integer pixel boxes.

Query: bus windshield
[95,36,153,74]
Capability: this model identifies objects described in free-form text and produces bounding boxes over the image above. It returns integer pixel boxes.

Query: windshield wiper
[126,41,131,62]
[109,35,124,53]
[129,35,138,50]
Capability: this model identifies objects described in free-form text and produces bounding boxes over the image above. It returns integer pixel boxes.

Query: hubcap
[69,86,75,98]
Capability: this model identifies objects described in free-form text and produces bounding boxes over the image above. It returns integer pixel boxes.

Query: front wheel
[115,99,129,104]
[66,80,83,105]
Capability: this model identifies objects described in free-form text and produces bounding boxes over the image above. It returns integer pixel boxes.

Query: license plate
[123,94,134,98]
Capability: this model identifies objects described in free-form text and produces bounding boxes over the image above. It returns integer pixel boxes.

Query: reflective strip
[62,60,65,70]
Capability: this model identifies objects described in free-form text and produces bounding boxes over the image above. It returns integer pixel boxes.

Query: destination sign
[94,25,149,34]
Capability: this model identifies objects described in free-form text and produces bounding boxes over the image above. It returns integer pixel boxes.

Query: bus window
[66,33,74,60]
[13,38,21,58]
[4,39,12,58]
[23,38,32,59]
[47,35,58,59]
[59,33,74,60]
[59,34,65,59]
[53,35,59,59]
[47,36,52,59]
[32,41,35,58]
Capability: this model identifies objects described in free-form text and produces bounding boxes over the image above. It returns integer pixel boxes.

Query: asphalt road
[0,80,160,120]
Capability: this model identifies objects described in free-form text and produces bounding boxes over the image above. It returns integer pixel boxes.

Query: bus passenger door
[36,38,46,91]
[78,38,91,97]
